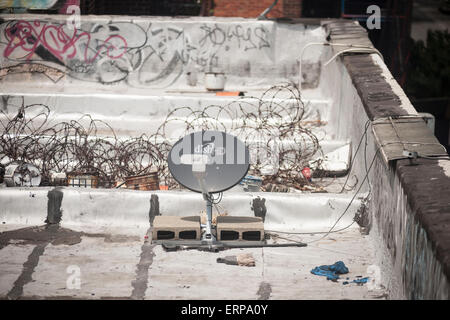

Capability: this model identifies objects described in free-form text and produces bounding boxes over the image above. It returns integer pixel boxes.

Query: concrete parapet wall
[0,94,332,139]
[0,187,362,235]
[0,14,325,91]
[323,20,450,299]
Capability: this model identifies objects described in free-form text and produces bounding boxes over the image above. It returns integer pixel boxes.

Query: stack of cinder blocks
[152,216,201,240]
[152,215,264,241]
[216,216,264,241]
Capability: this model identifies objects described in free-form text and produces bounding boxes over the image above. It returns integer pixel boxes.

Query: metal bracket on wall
[372,117,448,163]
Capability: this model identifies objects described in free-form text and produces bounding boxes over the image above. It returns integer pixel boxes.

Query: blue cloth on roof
[310,261,349,280]
[343,277,370,285]
[353,277,369,284]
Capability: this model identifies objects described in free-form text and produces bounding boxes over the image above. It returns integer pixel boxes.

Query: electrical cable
[209,192,223,204]
[305,147,380,244]
[323,48,384,67]
[267,136,449,244]
[339,119,371,193]
[267,124,382,244]
[418,155,450,160]
[298,42,384,85]
[266,222,356,236]
[364,120,372,197]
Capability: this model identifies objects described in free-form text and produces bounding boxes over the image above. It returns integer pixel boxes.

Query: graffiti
[199,24,271,51]
[138,26,193,86]
[0,19,273,86]
[0,62,65,82]
[0,20,149,83]
[3,20,128,64]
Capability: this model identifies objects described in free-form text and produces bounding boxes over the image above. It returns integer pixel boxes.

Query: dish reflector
[168,131,250,193]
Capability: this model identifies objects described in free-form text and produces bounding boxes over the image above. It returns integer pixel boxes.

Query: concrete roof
[0,15,449,300]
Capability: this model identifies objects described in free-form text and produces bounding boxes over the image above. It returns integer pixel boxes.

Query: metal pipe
[160,240,307,252]
[204,197,214,241]
[257,0,279,20]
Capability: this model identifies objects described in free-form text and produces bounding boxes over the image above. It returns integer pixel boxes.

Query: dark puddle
[0,224,140,250]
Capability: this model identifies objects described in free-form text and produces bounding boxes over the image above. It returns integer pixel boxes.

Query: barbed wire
[1,83,326,190]
[154,83,324,189]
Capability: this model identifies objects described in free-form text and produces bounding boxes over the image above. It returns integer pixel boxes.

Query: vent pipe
[257,0,279,20]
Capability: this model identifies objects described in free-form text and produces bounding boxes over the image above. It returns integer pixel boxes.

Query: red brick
[213,0,300,18]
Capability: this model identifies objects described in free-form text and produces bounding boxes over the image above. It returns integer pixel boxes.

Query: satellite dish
[168,130,250,194]
[168,130,250,242]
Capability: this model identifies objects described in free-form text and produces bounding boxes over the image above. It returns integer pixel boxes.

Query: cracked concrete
[0,224,388,300]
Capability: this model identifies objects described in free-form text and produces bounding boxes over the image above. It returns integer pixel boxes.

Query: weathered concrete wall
[319,19,450,299]
[0,187,361,235]
[0,94,332,139]
[370,156,450,299]
[322,44,450,298]
[0,14,325,90]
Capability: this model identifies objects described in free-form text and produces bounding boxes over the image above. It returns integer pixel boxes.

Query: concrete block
[152,216,201,240]
[216,216,264,241]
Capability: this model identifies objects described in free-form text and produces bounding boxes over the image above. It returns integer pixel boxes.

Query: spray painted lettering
[0,19,272,86]
[3,20,127,65]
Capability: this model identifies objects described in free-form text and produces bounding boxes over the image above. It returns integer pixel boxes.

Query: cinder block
[152,216,201,240]
[216,216,264,241]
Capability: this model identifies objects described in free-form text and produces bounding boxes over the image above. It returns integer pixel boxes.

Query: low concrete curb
[0,187,363,233]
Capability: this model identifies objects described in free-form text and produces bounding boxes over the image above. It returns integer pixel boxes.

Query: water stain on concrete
[257,281,272,300]
[6,243,47,300]
[0,224,139,250]
[252,197,267,222]
[131,228,155,300]
[0,224,141,300]
[149,194,160,225]
[45,188,64,224]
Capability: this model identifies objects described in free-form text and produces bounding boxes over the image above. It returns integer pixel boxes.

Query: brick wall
[78,0,301,18]
[282,0,302,18]
[213,0,302,18]
[80,0,201,16]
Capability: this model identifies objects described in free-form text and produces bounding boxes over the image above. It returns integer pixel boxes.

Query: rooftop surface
[0,225,387,300]
[0,15,449,301]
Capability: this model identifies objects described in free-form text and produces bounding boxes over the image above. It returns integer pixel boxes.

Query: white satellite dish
[164,130,306,251]
[168,131,250,241]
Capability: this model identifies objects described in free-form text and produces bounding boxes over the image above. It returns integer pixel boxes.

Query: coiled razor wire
[0,83,326,190]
